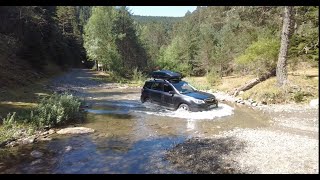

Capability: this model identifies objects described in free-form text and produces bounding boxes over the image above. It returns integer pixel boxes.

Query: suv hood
[184,91,215,100]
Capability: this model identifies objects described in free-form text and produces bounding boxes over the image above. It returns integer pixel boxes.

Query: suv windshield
[171,81,196,94]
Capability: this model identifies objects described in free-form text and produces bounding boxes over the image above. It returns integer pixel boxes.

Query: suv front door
[162,83,175,108]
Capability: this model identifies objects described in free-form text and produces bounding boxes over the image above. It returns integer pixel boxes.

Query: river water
[0,87,271,174]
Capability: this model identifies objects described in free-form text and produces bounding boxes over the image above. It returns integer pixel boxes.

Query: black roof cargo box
[151,70,182,80]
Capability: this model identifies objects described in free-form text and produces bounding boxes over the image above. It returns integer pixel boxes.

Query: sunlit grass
[239,68,318,104]
[185,68,318,104]
[184,76,212,91]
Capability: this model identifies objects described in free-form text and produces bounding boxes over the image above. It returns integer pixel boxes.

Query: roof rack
[150,70,182,81]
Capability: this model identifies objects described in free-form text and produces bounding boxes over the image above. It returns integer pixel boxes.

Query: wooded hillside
[0,6,318,89]
[0,6,91,89]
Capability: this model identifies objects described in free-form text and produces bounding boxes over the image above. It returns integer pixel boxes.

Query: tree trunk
[276,6,294,87]
[95,60,98,71]
[232,69,276,96]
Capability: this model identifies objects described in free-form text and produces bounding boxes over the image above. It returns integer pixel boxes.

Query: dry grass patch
[239,68,318,104]
[214,75,256,93]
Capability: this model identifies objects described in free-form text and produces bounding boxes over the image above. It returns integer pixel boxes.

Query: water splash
[86,100,234,120]
[95,101,145,108]
[136,103,234,120]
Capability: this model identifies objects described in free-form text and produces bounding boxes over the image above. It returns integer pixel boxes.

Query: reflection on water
[0,88,271,174]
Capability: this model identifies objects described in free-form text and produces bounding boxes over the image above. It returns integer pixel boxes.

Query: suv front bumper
[190,101,218,112]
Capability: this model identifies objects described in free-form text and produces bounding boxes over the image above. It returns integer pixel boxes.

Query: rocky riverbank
[1,69,318,173]
[166,91,319,174]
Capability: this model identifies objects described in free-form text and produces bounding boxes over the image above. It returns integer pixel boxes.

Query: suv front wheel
[178,103,190,111]
[141,97,151,103]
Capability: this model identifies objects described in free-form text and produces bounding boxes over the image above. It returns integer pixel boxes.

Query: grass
[184,76,212,91]
[184,67,318,105]
[0,121,35,143]
[0,64,82,146]
[0,93,83,145]
[239,68,318,104]
[0,61,64,117]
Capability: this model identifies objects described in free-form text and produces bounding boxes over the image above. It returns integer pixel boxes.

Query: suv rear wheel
[178,103,190,111]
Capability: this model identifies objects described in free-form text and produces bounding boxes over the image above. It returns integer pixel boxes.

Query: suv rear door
[149,81,163,104]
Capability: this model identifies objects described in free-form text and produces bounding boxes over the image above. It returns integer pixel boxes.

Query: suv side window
[144,82,152,89]
[151,82,162,91]
[163,83,173,92]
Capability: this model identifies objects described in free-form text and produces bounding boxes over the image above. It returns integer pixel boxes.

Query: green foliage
[132,67,146,85]
[157,36,192,75]
[185,77,212,91]
[132,15,182,25]
[83,6,148,77]
[259,88,286,104]
[1,93,83,130]
[292,91,304,103]
[56,6,80,35]
[83,7,120,69]
[2,112,17,128]
[0,6,86,72]
[31,93,82,127]
[235,37,280,76]
[206,69,222,86]
[289,7,319,67]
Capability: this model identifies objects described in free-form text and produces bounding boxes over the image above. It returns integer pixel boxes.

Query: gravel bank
[216,128,318,174]
[167,91,319,174]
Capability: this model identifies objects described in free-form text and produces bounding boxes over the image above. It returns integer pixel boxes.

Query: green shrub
[259,88,286,104]
[206,70,221,86]
[2,112,17,128]
[31,93,82,128]
[292,91,305,103]
[132,67,146,84]
[0,93,82,143]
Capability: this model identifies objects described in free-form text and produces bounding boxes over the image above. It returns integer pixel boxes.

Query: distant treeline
[83,6,318,79]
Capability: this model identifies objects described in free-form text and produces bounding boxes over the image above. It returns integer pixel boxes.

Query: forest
[0,6,318,97]
[83,6,318,78]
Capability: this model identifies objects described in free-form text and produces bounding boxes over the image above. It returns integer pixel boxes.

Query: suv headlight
[193,99,205,104]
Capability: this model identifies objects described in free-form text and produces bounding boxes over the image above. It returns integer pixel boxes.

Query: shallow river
[0,88,271,173]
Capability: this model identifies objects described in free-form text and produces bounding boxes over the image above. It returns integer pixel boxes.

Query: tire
[142,97,150,103]
[178,103,190,111]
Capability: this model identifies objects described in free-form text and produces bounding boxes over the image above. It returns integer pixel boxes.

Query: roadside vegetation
[186,67,318,104]
[0,93,83,145]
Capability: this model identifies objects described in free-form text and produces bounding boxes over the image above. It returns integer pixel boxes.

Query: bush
[206,69,221,86]
[31,93,82,128]
[2,112,17,128]
[293,91,304,103]
[132,67,146,84]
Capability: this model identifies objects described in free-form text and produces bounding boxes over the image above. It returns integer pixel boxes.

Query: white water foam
[136,103,234,120]
[95,101,145,108]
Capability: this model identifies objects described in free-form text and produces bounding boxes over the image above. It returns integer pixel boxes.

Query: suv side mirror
[169,91,175,95]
